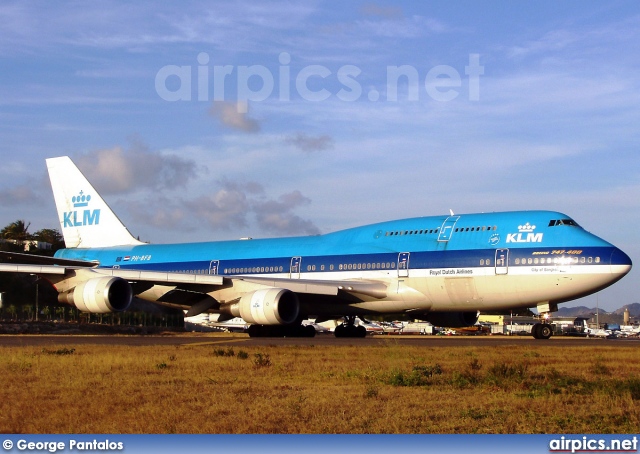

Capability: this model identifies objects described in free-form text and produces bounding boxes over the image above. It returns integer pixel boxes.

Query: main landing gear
[246,324,316,338]
[531,322,553,340]
[334,316,367,338]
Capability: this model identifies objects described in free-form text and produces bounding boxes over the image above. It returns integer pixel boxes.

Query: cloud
[507,30,580,59]
[210,101,261,133]
[75,141,200,194]
[285,133,334,152]
[0,184,45,207]
[359,3,403,19]
[120,178,319,237]
[0,2,317,55]
[120,196,191,235]
[253,190,320,235]
[184,182,253,230]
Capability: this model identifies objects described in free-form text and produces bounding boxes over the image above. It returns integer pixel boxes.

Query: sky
[0,1,638,311]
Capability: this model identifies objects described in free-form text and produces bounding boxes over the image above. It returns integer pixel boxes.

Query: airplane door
[209,260,220,275]
[438,216,460,242]
[495,249,509,275]
[398,252,410,277]
[290,256,301,279]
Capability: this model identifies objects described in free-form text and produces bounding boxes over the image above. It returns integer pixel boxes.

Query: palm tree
[1,220,32,243]
[22,305,33,321]
[7,304,17,321]
[55,307,66,322]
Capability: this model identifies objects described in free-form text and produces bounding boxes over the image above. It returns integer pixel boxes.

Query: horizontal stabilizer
[0,251,97,267]
[0,264,68,275]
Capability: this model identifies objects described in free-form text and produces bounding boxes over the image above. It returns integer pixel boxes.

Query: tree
[32,228,65,251]
[1,220,32,243]
[6,304,17,321]
[22,304,33,321]
[55,307,66,322]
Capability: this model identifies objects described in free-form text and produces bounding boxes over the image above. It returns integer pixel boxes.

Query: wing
[0,255,388,316]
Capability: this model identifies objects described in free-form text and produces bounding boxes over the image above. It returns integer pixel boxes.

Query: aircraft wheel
[538,323,553,340]
[304,325,316,337]
[531,323,541,339]
[334,324,345,338]
[356,325,367,338]
[247,324,262,337]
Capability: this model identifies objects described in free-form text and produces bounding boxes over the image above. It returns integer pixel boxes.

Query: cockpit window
[548,219,580,227]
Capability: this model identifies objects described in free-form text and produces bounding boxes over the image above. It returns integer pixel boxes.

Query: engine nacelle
[232,288,299,325]
[60,277,132,313]
[422,311,479,328]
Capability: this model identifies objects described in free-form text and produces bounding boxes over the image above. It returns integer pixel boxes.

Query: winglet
[46,156,143,248]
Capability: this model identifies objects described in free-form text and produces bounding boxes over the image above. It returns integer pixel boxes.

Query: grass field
[0,338,639,433]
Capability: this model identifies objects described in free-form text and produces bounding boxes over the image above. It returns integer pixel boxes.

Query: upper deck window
[548,219,580,227]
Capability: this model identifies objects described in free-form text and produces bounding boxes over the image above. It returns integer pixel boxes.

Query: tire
[538,323,553,339]
[531,323,541,339]
[356,325,367,338]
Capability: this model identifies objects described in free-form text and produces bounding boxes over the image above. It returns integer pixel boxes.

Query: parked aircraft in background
[619,325,640,337]
[301,320,330,334]
[585,326,617,338]
[210,316,250,333]
[0,156,632,338]
[575,319,618,338]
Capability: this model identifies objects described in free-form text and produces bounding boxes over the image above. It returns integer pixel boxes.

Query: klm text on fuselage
[506,232,543,243]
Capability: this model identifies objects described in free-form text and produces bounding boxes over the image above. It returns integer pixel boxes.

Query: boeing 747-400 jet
[0,157,632,338]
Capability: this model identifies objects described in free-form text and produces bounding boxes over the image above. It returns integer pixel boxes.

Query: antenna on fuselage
[449,209,455,216]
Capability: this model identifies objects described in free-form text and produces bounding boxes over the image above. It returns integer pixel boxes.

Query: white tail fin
[46,156,143,248]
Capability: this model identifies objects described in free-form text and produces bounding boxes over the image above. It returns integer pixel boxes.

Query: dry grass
[0,339,639,433]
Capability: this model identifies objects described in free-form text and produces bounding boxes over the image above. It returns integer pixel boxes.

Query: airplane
[204,315,250,333]
[354,317,385,334]
[619,325,640,337]
[585,326,618,339]
[574,319,618,338]
[0,156,632,339]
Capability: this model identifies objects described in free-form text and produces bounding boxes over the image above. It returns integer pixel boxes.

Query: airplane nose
[610,247,632,276]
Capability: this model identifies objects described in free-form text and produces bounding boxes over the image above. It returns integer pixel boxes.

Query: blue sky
[0,1,638,310]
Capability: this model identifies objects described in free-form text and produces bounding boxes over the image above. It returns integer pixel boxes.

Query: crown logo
[72,190,92,208]
[518,222,535,233]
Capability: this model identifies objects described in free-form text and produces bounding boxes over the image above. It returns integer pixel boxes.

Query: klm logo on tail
[63,191,101,228]
[506,223,543,243]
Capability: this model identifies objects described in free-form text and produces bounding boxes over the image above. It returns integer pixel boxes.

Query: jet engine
[59,277,133,313]
[422,311,479,328]
[231,288,300,325]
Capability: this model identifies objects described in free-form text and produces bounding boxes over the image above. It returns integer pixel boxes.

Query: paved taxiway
[1,334,638,348]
